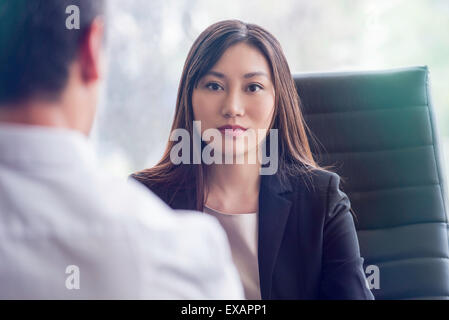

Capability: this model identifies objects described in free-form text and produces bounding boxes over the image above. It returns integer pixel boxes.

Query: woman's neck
[205,162,261,213]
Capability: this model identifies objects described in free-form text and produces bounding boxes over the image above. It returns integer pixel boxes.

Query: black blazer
[131,169,375,300]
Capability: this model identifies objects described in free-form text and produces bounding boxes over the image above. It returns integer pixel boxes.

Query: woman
[131,20,374,300]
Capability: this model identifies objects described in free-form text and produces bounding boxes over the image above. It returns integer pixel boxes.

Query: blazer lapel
[258,173,294,299]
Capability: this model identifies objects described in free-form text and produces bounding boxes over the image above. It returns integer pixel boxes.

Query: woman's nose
[221,89,245,118]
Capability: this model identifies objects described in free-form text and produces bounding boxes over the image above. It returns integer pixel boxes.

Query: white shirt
[203,205,261,300]
[0,123,244,299]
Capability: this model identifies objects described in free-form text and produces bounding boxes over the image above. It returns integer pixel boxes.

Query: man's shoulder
[97,172,180,223]
[105,174,243,297]
[98,172,221,236]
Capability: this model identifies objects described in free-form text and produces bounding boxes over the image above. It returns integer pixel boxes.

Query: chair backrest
[294,66,449,299]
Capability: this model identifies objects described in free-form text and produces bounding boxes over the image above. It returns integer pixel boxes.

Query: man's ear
[79,18,105,83]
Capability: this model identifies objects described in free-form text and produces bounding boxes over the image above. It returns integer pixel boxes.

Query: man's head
[0,0,106,135]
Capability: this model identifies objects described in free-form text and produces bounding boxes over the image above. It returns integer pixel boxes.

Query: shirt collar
[0,123,96,168]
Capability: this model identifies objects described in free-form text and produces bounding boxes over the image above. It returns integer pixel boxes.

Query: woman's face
[192,42,276,160]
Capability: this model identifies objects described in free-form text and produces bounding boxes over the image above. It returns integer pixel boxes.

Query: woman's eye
[247,84,263,92]
[205,82,223,91]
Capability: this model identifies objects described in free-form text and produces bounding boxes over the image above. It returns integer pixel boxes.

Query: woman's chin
[215,148,259,164]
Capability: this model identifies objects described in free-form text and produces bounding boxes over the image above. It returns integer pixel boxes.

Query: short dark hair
[0,0,105,105]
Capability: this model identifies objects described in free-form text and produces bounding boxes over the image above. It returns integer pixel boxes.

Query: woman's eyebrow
[205,71,226,78]
[205,71,269,79]
[244,71,269,79]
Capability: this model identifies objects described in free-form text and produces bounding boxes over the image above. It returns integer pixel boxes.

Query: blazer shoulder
[287,168,352,220]
[288,167,343,196]
[304,169,353,225]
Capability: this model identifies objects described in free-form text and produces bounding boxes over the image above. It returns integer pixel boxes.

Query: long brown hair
[134,20,325,211]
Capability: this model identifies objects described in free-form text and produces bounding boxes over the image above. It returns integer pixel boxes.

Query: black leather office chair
[294,66,449,299]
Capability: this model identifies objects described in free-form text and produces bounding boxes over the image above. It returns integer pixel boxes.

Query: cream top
[203,205,261,300]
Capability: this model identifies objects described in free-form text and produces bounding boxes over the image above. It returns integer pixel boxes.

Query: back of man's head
[0,0,105,131]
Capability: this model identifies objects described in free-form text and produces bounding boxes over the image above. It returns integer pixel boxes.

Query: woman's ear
[78,17,105,83]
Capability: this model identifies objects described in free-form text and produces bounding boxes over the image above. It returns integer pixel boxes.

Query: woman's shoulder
[129,171,171,203]
[286,165,354,222]
[284,164,343,196]
[129,170,194,209]
[129,171,152,189]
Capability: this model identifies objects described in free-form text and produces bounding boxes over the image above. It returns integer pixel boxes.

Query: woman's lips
[217,125,247,138]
